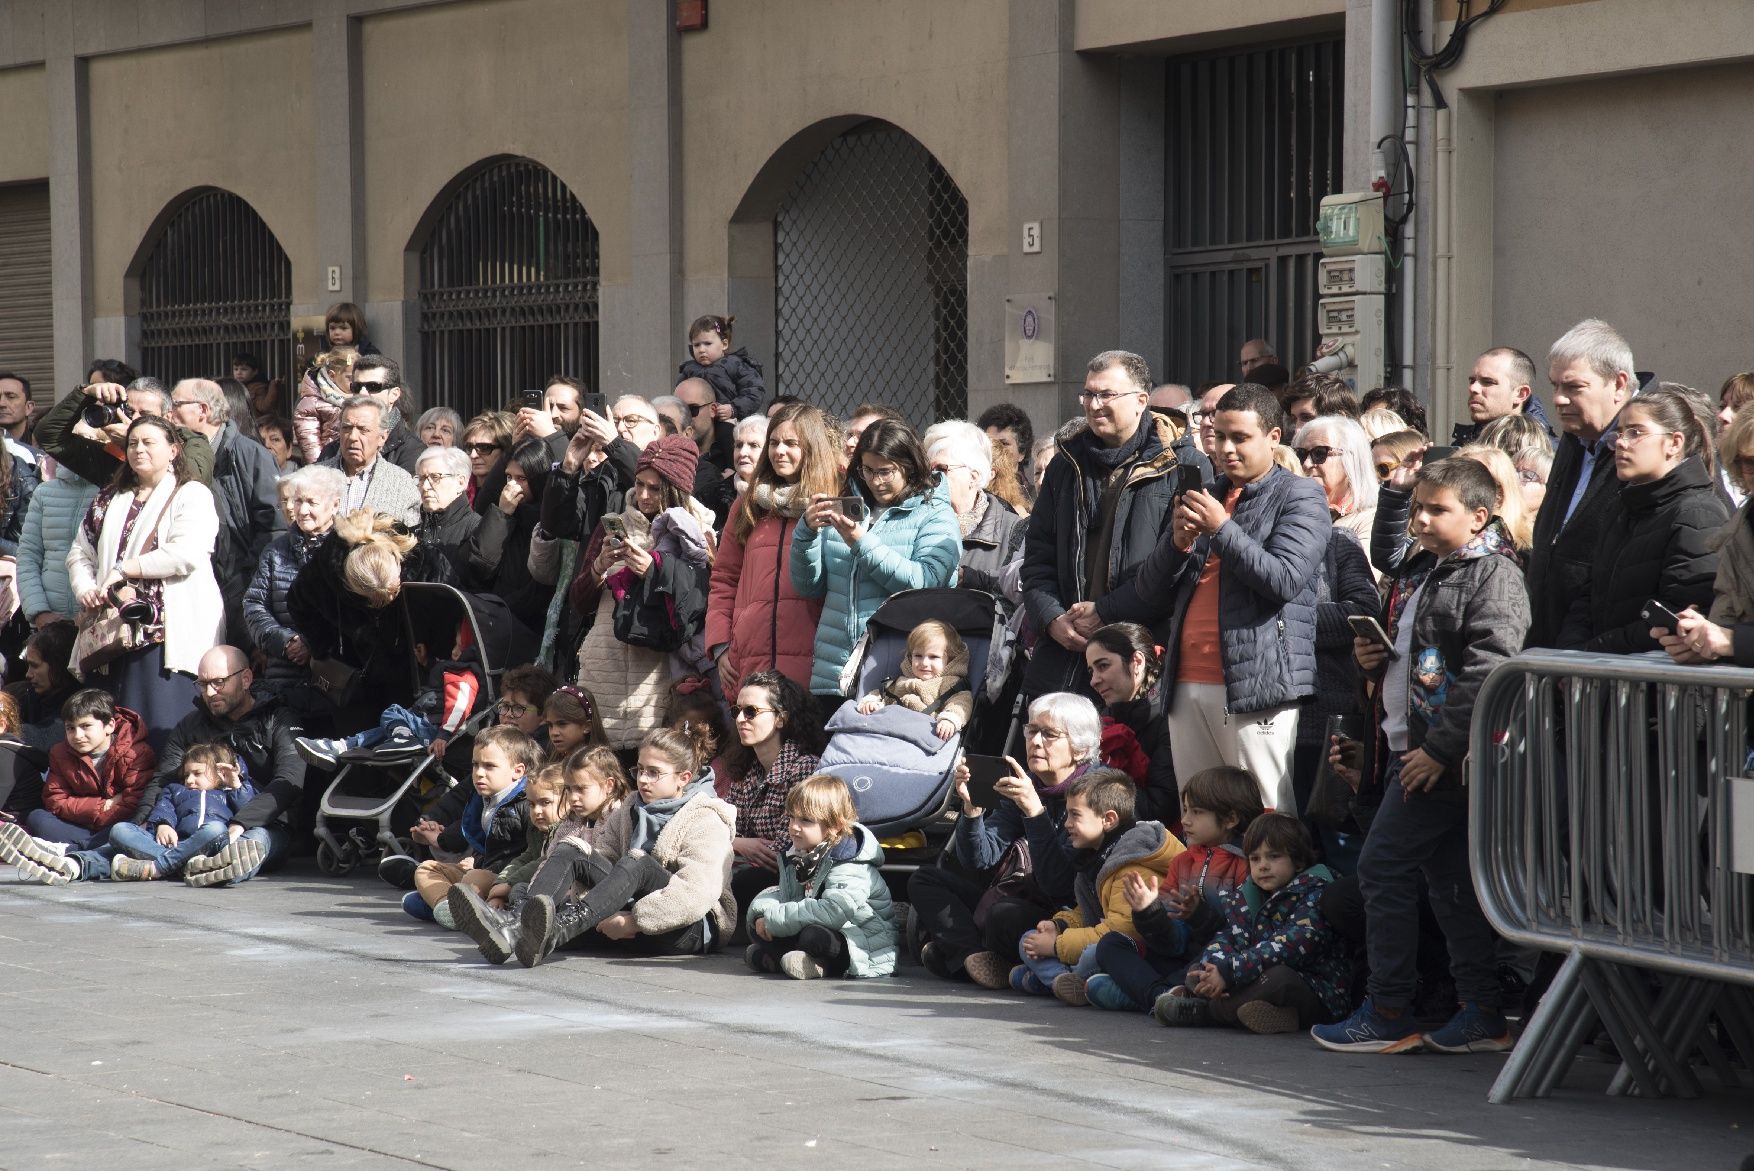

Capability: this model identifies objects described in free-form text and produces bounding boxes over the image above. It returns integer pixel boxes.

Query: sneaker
[1084,974,1143,1013]
[1310,998,1425,1053]
[1051,972,1089,1006]
[377,854,419,890]
[294,736,348,768]
[744,943,779,974]
[1423,1003,1515,1054]
[432,899,457,930]
[781,952,827,980]
[1008,964,1048,996]
[919,941,955,980]
[1152,987,1213,1027]
[0,822,66,869]
[184,837,267,888]
[961,950,1010,990]
[1236,1001,1302,1035]
[110,856,160,882]
[17,852,78,885]
[401,890,436,921]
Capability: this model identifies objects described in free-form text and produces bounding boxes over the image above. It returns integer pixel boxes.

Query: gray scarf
[626,773,715,852]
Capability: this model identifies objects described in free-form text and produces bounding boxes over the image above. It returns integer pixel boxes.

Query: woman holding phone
[907,692,1099,989]
[790,419,961,698]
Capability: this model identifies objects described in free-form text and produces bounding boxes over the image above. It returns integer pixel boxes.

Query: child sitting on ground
[432,765,564,930]
[110,743,258,882]
[450,745,629,962]
[854,619,972,741]
[294,623,487,768]
[540,685,605,762]
[401,725,537,922]
[1084,766,1262,1013]
[1156,813,1350,1034]
[745,774,897,980]
[0,689,156,884]
[1010,769,1183,1004]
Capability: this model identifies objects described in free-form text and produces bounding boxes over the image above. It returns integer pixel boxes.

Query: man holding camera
[34,375,214,488]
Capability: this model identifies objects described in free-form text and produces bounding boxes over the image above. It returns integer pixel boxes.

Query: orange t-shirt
[1176,487,1239,686]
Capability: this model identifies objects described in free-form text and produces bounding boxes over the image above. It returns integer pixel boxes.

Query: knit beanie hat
[636,433,700,496]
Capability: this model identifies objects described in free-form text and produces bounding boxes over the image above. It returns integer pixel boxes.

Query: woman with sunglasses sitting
[1292,415,1381,581]
[720,670,827,923]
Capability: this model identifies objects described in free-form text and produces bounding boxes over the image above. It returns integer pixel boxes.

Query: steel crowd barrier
[1468,650,1754,1102]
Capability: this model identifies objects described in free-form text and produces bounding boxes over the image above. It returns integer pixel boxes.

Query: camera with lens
[79,395,133,429]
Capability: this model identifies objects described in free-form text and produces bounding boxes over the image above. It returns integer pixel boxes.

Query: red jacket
[704,504,824,697]
[43,707,158,831]
[1165,840,1249,903]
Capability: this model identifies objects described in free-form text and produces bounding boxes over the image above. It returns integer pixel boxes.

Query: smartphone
[582,392,609,417]
[1422,445,1458,464]
[1175,464,1205,497]
[832,496,868,522]
[519,389,545,410]
[1348,615,1400,660]
[601,515,628,541]
[1641,600,1683,635]
[962,754,1011,810]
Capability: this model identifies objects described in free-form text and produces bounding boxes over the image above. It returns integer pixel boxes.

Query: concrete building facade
[0,0,1749,439]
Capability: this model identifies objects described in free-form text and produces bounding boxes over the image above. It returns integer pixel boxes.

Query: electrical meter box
[1315,293,1386,390]
[1319,254,1386,296]
[1317,193,1386,258]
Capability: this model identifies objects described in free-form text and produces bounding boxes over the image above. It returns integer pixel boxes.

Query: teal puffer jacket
[747,823,897,977]
[789,480,961,695]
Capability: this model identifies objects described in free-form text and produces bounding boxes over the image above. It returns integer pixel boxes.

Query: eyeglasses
[1617,424,1675,445]
[614,414,657,429]
[931,463,969,476]
[633,766,676,782]
[416,472,459,485]
[497,701,533,718]
[1296,445,1336,466]
[1022,723,1068,743]
[1078,388,1145,407]
[1517,468,1545,485]
[170,398,204,411]
[352,380,395,396]
[465,442,501,456]
[860,464,904,483]
[196,667,247,692]
[731,704,776,721]
[1374,459,1401,480]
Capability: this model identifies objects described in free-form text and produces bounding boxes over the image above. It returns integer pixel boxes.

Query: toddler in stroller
[853,619,972,742]
[294,625,486,769]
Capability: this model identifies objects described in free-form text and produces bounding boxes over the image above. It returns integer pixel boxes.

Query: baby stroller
[312,583,532,875]
[816,587,1014,877]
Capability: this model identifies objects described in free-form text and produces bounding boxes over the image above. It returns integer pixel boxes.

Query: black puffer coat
[678,348,766,419]
[415,493,481,579]
[1559,456,1726,654]
[1301,527,1380,749]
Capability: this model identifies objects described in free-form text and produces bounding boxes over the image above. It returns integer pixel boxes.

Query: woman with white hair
[730,413,767,496]
[412,444,479,577]
[923,420,1023,596]
[244,463,347,702]
[1293,414,1381,577]
[908,690,1101,990]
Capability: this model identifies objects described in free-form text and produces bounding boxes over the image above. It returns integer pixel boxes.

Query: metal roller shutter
[0,182,54,404]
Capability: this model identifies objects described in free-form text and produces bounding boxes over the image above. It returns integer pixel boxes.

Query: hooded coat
[1050,819,1185,963]
[1201,865,1351,1021]
[705,495,824,697]
[678,347,766,420]
[748,823,897,977]
[43,706,156,830]
[597,777,739,938]
[17,465,99,622]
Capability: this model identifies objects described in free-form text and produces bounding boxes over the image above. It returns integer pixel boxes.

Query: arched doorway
[416,158,600,421]
[137,189,292,386]
[771,121,969,426]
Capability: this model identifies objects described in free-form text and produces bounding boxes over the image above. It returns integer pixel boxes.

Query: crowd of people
[0,305,1744,1060]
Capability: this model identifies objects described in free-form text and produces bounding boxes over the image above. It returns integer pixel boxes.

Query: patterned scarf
[751,482,808,518]
[789,837,835,890]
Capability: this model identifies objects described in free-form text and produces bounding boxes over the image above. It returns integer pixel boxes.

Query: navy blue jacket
[1115,465,1330,713]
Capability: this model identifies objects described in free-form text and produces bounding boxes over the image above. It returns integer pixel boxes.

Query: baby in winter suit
[855,619,973,741]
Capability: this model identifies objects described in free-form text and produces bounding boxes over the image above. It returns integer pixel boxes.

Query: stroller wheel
[316,841,357,877]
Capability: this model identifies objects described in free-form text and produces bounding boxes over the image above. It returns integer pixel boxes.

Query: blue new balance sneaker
[1423,1003,1514,1054]
[1310,998,1425,1053]
[1008,964,1049,996]
[402,890,437,922]
[1084,974,1143,1012]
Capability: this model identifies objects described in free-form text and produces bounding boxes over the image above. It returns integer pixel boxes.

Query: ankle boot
[447,885,519,965]
[515,894,600,968]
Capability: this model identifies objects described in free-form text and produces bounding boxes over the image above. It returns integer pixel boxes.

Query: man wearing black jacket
[318,355,423,474]
[673,377,738,526]
[1447,346,1557,447]
[141,646,307,887]
[1526,319,1645,648]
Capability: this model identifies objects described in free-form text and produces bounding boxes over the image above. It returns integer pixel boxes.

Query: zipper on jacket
[770,518,786,670]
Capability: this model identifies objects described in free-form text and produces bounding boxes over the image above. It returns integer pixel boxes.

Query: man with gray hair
[1240,338,1276,380]
[317,355,423,474]
[1526,318,1647,647]
[171,378,285,648]
[1019,349,1206,700]
[320,395,420,527]
[34,371,214,487]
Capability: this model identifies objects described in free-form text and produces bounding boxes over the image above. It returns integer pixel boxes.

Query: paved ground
[0,862,1747,1170]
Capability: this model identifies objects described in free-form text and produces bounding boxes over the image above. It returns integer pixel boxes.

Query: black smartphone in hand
[962,754,1010,810]
[1641,600,1683,635]
[519,389,545,410]
[1175,464,1204,497]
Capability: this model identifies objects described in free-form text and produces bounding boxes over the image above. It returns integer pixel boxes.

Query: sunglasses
[1375,459,1400,480]
[685,401,711,417]
[731,704,776,721]
[465,442,501,456]
[352,380,395,395]
[1296,445,1335,466]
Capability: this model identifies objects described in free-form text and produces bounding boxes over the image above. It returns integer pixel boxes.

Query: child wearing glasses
[854,619,972,742]
[496,665,558,740]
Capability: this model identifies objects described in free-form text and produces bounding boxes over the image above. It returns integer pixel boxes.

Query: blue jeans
[230,824,293,884]
[107,821,229,877]
[25,808,109,849]
[1017,935,1101,984]
[1357,758,1499,1011]
[347,705,439,751]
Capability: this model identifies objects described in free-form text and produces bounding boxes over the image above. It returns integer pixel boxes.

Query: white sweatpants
[1167,682,1301,813]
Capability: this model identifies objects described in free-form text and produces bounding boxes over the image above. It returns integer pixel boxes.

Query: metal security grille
[1166,38,1344,383]
[774,123,968,427]
[418,159,599,422]
[0,182,52,404]
[138,190,292,386]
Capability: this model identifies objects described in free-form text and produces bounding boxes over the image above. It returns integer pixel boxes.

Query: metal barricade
[1470,650,1754,1102]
